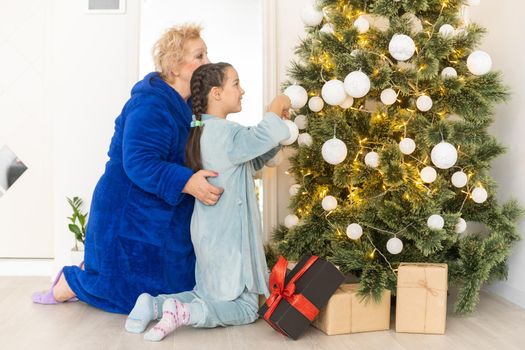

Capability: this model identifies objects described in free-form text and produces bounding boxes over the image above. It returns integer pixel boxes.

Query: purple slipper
[32,264,81,304]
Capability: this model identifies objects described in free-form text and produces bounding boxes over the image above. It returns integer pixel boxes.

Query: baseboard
[484,283,525,309]
[0,258,54,276]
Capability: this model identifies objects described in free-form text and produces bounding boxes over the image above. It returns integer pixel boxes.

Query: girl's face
[217,67,245,114]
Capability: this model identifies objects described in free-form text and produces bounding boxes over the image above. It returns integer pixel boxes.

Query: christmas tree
[270,0,522,314]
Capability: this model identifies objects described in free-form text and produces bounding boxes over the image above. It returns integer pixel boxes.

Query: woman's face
[218,67,245,114]
[172,37,210,86]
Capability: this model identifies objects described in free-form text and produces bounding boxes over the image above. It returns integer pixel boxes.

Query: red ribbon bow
[263,256,320,334]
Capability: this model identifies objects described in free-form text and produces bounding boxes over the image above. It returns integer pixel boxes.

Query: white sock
[125,293,160,334]
[144,298,190,342]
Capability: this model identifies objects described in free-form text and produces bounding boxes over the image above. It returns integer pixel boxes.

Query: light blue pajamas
[161,112,290,327]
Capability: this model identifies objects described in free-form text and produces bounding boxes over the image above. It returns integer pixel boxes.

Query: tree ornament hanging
[284,214,299,228]
[308,96,325,112]
[420,166,437,183]
[280,120,299,145]
[353,15,370,34]
[439,24,455,38]
[289,184,301,196]
[401,13,423,33]
[298,133,313,147]
[399,138,416,155]
[320,23,335,34]
[322,137,348,165]
[346,223,363,240]
[301,6,323,27]
[467,50,492,75]
[451,171,468,188]
[386,237,403,254]
[364,151,379,168]
[389,34,416,61]
[339,96,354,109]
[294,114,308,130]
[380,88,398,105]
[344,71,371,98]
[322,195,338,211]
[472,187,488,203]
[431,142,458,169]
[321,79,347,106]
[416,95,433,112]
[441,67,458,79]
[427,214,445,230]
[455,218,467,234]
[283,85,308,109]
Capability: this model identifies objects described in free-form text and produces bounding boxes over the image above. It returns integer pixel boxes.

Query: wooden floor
[1,277,524,350]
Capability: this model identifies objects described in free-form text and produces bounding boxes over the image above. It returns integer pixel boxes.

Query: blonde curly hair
[153,24,203,83]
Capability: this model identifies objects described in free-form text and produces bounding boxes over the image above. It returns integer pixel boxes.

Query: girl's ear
[210,86,222,101]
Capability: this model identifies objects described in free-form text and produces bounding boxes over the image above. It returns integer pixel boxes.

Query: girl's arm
[227,112,290,166]
[251,146,281,171]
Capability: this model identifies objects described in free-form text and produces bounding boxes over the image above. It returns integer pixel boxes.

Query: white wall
[468,1,525,308]
[274,0,525,308]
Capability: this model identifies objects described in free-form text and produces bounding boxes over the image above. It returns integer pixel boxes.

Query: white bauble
[364,151,380,168]
[472,187,488,203]
[455,218,467,234]
[289,184,301,196]
[344,71,371,98]
[284,214,299,228]
[439,24,455,39]
[401,13,423,33]
[427,214,445,230]
[339,96,354,109]
[308,96,325,112]
[301,6,324,26]
[322,195,338,211]
[353,16,370,34]
[420,166,437,183]
[294,114,308,130]
[321,79,347,106]
[265,151,283,167]
[389,34,416,61]
[399,138,416,155]
[380,88,398,105]
[466,0,481,6]
[441,67,458,79]
[346,223,363,240]
[283,85,308,109]
[431,142,458,169]
[350,49,361,57]
[298,133,313,147]
[451,171,468,188]
[416,95,433,112]
[280,120,299,145]
[322,137,348,165]
[386,237,403,254]
[467,50,492,76]
[320,23,335,34]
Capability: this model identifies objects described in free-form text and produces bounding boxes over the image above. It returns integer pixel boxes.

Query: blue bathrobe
[63,72,196,314]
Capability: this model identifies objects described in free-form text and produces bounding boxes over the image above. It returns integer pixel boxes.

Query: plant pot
[71,248,84,266]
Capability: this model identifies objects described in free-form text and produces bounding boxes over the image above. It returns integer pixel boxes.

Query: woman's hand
[268,94,291,119]
[182,170,224,205]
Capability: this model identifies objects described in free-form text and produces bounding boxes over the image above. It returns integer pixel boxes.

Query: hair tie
[190,115,202,128]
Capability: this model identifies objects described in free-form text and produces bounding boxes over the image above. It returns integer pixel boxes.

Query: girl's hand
[268,94,291,119]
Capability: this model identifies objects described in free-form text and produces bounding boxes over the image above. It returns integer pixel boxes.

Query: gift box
[259,255,344,340]
[313,283,391,335]
[395,263,448,334]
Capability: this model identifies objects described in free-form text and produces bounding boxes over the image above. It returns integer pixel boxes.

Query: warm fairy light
[368,249,376,259]
[336,229,343,236]
[284,171,291,175]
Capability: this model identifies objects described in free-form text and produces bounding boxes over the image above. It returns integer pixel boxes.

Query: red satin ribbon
[263,255,320,335]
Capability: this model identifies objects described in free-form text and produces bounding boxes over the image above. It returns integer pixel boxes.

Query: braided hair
[185,62,232,172]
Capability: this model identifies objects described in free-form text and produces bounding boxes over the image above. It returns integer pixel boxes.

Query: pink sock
[143,298,190,341]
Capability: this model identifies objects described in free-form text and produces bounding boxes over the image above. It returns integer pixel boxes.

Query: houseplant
[67,196,88,265]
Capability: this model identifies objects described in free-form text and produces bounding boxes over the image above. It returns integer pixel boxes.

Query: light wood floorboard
[1,277,524,350]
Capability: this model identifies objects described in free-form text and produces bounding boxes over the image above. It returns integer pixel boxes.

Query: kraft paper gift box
[313,283,391,335]
[395,263,448,334]
[258,255,344,340]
